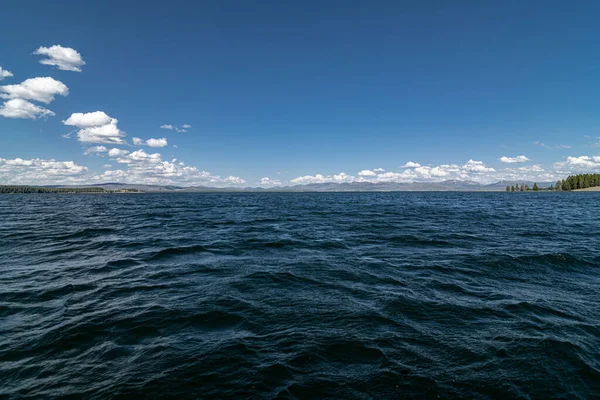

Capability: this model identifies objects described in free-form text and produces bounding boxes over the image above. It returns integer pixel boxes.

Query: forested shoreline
[504,174,600,192]
[556,174,600,191]
[0,186,140,194]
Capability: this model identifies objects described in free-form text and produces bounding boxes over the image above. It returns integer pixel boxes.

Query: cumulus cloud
[132,137,168,147]
[291,172,354,185]
[0,77,68,104]
[0,67,13,81]
[145,138,168,147]
[92,149,246,186]
[33,45,85,72]
[63,111,112,127]
[0,98,55,119]
[402,162,421,168]
[0,150,243,187]
[290,160,501,185]
[182,124,191,129]
[260,177,282,186]
[0,157,88,185]
[463,159,496,173]
[358,170,377,176]
[160,124,173,130]
[555,156,600,170]
[499,155,530,164]
[373,168,385,172]
[107,148,130,157]
[63,111,126,144]
[84,146,108,155]
[225,176,246,184]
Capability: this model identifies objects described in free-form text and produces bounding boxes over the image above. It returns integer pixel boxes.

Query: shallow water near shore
[1,192,599,399]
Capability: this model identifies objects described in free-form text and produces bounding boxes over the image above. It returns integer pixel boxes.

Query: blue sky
[1,0,600,186]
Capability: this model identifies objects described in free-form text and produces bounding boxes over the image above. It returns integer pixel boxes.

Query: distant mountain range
[39,180,556,192]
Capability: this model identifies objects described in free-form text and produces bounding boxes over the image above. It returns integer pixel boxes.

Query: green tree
[511,185,515,192]
[533,183,539,191]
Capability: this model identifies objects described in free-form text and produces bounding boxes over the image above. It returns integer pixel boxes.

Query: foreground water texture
[1,193,599,399]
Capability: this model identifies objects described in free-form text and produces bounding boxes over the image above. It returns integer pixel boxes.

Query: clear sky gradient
[1,0,599,186]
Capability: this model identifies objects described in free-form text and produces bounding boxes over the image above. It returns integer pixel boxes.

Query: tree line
[505,183,541,192]
[556,174,600,191]
[504,174,600,192]
[0,186,141,193]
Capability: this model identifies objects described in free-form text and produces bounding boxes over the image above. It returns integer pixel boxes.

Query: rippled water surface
[1,192,599,399]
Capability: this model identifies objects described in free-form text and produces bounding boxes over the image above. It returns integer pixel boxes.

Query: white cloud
[84,146,108,155]
[63,111,112,127]
[225,176,246,185]
[291,160,500,185]
[76,122,125,144]
[182,124,191,129]
[4,158,34,166]
[518,164,544,172]
[260,177,281,186]
[146,138,168,147]
[118,149,161,163]
[0,157,88,185]
[175,127,187,132]
[373,168,385,172]
[358,169,377,177]
[107,148,130,157]
[160,124,173,130]
[402,161,421,168]
[132,137,168,147]
[94,150,245,186]
[63,111,126,144]
[555,155,600,170]
[33,45,85,72]
[0,77,68,104]
[0,67,13,81]
[291,172,354,185]
[0,98,55,119]
[463,159,496,173]
[499,155,529,164]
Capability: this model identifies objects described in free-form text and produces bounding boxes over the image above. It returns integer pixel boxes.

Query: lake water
[1,192,599,398]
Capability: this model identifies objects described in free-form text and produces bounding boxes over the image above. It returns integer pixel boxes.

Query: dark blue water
[1,192,599,399]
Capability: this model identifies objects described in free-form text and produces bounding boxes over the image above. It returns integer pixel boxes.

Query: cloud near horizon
[288,159,562,186]
[0,157,88,185]
[2,154,599,187]
[260,177,281,186]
